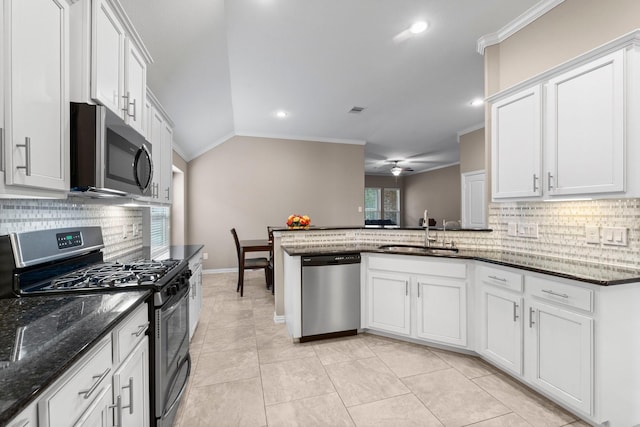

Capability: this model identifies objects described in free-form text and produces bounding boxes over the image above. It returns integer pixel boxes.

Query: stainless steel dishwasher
[301,253,361,342]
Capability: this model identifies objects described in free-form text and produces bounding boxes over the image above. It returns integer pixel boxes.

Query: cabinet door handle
[129,98,137,119]
[16,137,31,176]
[417,283,420,298]
[547,172,554,190]
[122,377,134,414]
[78,367,110,399]
[122,92,130,113]
[532,174,539,192]
[513,302,519,322]
[541,289,569,299]
[165,186,170,200]
[488,275,507,283]
[0,128,4,172]
[405,281,408,296]
[109,395,122,427]
[529,307,536,328]
[131,322,149,337]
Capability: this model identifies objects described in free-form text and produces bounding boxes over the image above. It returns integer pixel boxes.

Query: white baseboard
[203,268,235,274]
[273,313,286,323]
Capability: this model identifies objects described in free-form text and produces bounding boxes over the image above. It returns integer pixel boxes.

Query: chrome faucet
[423,210,430,247]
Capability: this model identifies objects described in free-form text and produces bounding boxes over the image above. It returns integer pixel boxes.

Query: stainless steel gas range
[0,226,191,427]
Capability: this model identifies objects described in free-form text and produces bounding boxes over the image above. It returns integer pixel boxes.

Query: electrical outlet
[203,252,209,260]
[508,222,517,236]
[585,226,599,244]
[133,223,139,236]
[122,224,128,239]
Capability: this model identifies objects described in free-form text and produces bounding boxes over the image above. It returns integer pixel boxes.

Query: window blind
[150,206,170,259]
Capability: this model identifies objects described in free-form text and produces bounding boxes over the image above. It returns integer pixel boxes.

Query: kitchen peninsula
[274,225,640,427]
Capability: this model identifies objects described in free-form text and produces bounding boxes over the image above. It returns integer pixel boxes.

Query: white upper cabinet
[492,86,542,199]
[91,0,125,116]
[71,0,151,138]
[161,122,173,203]
[546,50,624,196]
[490,42,636,201]
[1,0,70,195]
[147,89,174,204]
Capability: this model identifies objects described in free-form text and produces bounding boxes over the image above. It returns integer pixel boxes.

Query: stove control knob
[168,285,178,296]
[184,269,193,279]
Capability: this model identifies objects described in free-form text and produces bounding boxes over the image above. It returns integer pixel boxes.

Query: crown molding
[234,131,367,146]
[477,0,565,55]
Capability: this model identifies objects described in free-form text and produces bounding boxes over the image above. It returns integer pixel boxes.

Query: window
[364,187,401,226]
[150,206,170,259]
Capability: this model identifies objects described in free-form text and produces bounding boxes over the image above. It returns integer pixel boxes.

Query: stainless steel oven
[154,272,191,427]
[0,226,192,427]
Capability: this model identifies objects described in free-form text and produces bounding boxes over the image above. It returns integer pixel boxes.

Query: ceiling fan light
[409,21,428,34]
[391,167,402,176]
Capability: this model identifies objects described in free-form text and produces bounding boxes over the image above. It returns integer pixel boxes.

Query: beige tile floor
[173,271,591,427]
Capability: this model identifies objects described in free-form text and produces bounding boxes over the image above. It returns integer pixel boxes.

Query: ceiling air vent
[348,106,366,114]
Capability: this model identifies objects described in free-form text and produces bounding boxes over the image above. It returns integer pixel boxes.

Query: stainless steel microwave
[70,102,153,198]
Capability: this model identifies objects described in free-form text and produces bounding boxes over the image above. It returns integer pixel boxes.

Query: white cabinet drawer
[477,265,523,292]
[113,303,149,364]
[41,335,112,426]
[368,254,466,278]
[527,276,593,312]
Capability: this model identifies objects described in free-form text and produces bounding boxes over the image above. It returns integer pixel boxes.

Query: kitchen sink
[377,244,459,255]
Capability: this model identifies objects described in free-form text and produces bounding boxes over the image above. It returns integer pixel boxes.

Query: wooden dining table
[238,239,274,294]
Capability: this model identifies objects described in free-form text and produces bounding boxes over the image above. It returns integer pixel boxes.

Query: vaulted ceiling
[120,0,539,174]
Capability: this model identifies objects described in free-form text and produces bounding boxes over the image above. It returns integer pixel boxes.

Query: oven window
[165,295,188,371]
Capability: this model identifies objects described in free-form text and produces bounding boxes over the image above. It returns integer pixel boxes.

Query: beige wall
[487,0,640,96]
[187,135,365,269]
[459,128,485,174]
[403,165,461,227]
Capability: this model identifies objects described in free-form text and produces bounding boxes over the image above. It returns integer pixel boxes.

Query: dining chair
[231,228,271,297]
[267,226,275,295]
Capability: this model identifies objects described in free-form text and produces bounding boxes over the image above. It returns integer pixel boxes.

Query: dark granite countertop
[170,245,204,261]
[281,244,640,286]
[270,225,492,232]
[0,290,150,425]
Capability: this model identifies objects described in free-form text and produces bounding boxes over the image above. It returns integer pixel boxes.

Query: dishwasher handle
[302,254,361,266]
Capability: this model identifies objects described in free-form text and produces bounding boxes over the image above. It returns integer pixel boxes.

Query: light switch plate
[508,222,517,237]
[585,226,599,244]
[603,227,627,246]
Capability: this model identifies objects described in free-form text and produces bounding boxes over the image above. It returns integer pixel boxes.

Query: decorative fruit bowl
[286,214,310,229]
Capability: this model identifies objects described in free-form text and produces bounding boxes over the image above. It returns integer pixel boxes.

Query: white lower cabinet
[367,271,411,336]
[525,298,593,415]
[364,255,467,348]
[30,302,150,427]
[415,276,466,346]
[113,338,149,427]
[477,265,594,417]
[188,249,203,339]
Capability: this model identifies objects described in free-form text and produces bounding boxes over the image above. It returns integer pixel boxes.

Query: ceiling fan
[389,161,414,176]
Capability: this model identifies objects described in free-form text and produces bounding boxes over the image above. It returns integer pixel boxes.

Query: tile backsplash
[280,198,640,271]
[0,199,143,261]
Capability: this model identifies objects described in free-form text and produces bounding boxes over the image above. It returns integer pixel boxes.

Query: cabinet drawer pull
[547,172,554,190]
[488,275,507,282]
[131,322,149,337]
[513,302,519,322]
[532,174,538,192]
[78,367,110,400]
[529,307,536,328]
[122,377,134,414]
[16,137,31,176]
[541,289,569,298]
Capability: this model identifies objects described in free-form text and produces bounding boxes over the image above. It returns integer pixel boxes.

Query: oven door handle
[162,353,191,419]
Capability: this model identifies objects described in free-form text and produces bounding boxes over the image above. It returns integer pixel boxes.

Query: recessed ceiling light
[409,21,428,34]
[470,98,484,107]
[275,110,288,118]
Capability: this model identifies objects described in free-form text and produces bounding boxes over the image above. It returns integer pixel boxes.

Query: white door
[91,0,125,117]
[415,277,467,346]
[5,0,69,191]
[479,285,523,376]
[491,86,542,199]
[462,170,486,228]
[525,300,593,415]
[367,271,411,336]
[546,50,624,196]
